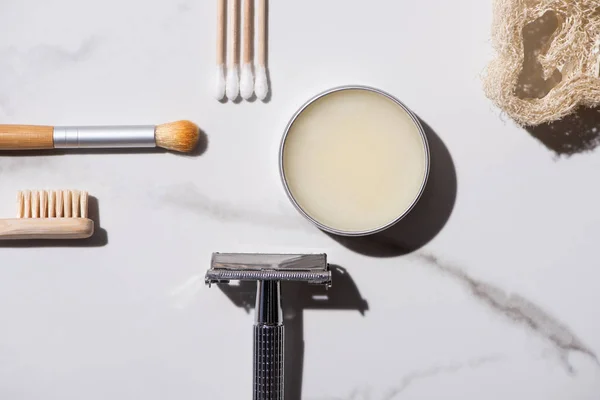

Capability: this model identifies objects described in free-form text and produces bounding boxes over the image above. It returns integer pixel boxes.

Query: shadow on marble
[0,195,107,248]
[0,128,209,157]
[216,265,367,400]
[526,106,600,156]
[325,118,457,257]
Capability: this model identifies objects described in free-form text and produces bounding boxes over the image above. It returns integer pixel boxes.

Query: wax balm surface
[282,88,428,234]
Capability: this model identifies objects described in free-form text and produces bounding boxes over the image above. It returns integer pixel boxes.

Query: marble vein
[0,37,99,115]
[308,355,501,400]
[417,252,599,371]
[27,38,98,65]
[159,183,314,232]
[0,157,52,176]
[382,355,502,400]
[177,2,191,12]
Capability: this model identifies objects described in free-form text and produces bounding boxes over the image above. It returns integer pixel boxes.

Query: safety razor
[205,253,332,400]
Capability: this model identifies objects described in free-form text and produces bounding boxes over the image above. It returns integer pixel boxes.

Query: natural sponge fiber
[483,0,600,126]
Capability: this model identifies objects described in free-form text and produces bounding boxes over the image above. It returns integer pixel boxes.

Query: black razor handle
[253,324,284,400]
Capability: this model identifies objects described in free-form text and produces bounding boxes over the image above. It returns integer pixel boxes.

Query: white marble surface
[0,0,599,399]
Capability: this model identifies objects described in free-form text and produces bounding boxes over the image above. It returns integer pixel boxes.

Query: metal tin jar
[279,85,431,237]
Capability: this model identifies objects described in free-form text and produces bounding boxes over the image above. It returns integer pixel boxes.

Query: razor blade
[205,253,331,286]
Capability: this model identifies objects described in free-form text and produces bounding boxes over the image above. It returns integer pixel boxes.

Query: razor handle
[253,280,284,400]
[253,324,284,400]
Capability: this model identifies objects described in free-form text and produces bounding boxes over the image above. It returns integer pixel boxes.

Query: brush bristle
[155,120,200,153]
[17,190,88,219]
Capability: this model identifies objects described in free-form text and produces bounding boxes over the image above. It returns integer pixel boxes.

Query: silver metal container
[279,85,431,237]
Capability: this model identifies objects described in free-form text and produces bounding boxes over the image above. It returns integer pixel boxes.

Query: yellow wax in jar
[281,88,428,234]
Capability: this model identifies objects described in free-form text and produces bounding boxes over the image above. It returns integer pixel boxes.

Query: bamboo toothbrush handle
[0,219,94,240]
[0,125,54,150]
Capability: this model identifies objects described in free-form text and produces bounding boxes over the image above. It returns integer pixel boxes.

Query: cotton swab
[255,0,269,101]
[215,0,226,100]
[240,0,254,100]
[225,0,240,100]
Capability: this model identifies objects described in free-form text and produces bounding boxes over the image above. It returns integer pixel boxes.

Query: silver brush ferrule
[53,125,156,148]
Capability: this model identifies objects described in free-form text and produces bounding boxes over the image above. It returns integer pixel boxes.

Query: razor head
[205,253,331,286]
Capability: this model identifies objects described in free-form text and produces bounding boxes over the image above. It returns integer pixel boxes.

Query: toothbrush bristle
[40,191,48,218]
[16,190,89,219]
[16,191,23,218]
[80,191,88,219]
[31,190,40,218]
[72,190,80,218]
[23,190,31,218]
[48,191,56,218]
[63,190,72,218]
[56,190,64,217]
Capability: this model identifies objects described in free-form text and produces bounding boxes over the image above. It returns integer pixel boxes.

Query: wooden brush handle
[0,218,94,240]
[0,125,54,150]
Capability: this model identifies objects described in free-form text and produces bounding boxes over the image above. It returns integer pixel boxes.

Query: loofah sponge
[484,0,600,126]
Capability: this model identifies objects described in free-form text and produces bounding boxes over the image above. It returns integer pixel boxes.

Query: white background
[0,0,599,399]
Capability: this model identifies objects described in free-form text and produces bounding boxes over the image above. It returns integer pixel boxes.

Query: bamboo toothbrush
[0,120,199,153]
[0,190,94,240]
[255,0,269,101]
[215,0,227,100]
[225,0,240,100]
[239,0,254,100]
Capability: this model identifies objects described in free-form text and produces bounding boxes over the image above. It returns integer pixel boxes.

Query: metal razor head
[205,253,331,287]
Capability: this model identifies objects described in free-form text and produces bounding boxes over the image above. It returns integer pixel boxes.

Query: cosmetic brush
[225,0,240,100]
[239,0,254,100]
[0,120,199,153]
[255,0,269,101]
[215,0,227,100]
[0,190,94,240]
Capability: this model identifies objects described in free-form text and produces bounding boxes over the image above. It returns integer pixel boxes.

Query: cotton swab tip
[226,65,240,100]
[240,63,254,100]
[255,65,269,101]
[214,64,226,100]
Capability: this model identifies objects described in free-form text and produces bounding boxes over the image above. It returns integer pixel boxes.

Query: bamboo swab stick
[215,0,226,100]
[243,0,253,66]
[225,0,240,100]
[257,0,266,68]
[240,0,254,99]
[255,0,269,101]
